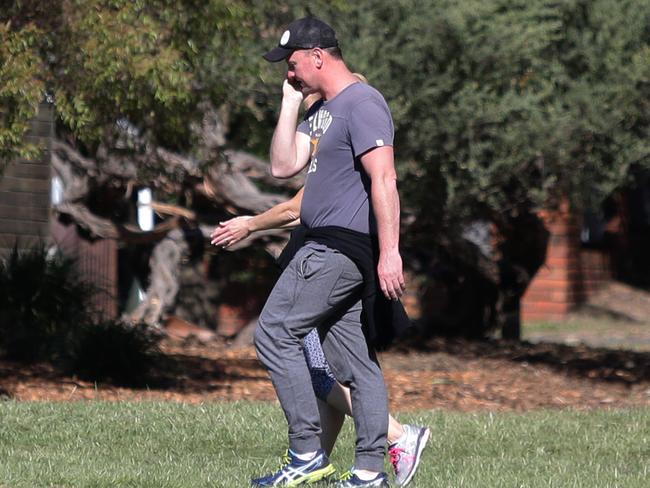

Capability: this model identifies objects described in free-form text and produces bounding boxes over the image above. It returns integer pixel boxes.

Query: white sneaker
[388,424,430,486]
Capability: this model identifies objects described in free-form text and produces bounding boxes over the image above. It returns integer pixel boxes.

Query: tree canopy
[333,0,650,237]
[3,0,648,221]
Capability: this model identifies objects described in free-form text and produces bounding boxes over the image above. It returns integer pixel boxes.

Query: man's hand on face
[377,250,406,301]
[282,78,304,105]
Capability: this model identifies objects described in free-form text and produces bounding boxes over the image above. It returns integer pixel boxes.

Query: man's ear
[312,48,324,69]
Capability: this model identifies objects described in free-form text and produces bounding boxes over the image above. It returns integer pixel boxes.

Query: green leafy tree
[0,21,44,167]
[1,0,258,155]
[325,0,650,335]
[336,0,650,231]
[0,0,346,162]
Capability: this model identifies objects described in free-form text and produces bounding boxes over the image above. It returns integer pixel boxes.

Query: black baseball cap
[263,17,338,63]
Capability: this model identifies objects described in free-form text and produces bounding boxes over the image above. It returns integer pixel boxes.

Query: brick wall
[0,102,53,256]
[521,204,613,322]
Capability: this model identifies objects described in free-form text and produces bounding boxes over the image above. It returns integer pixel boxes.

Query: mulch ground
[2,336,649,412]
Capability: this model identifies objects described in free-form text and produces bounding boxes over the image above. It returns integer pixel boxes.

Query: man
[252,17,405,488]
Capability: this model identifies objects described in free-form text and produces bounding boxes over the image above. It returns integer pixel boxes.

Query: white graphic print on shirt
[307,108,332,174]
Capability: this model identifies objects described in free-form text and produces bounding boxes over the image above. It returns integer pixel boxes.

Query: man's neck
[320,65,360,100]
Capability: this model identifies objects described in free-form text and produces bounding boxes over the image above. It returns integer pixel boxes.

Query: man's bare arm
[360,146,405,300]
[269,80,311,178]
[210,188,304,247]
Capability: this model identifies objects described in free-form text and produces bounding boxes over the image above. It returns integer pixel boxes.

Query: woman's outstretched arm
[210,188,304,248]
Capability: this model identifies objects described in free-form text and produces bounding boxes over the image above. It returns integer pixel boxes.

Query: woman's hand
[210,216,254,248]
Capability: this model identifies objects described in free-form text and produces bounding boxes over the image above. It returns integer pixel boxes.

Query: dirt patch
[2,337,649,412]
[581,282,650,323]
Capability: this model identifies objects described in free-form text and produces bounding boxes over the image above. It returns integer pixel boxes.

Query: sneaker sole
[399,427,430,487]
[287,463,336,486]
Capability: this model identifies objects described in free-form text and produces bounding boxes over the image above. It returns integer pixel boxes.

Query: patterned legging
[302,329,336,400]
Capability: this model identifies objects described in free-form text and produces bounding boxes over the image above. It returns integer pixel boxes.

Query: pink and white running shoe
[388,424,431,486]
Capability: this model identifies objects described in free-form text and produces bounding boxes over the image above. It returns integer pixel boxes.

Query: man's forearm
[360,146,404,298]
[371,173,405,300]
[371,175,401,254]
[270,99,302,177]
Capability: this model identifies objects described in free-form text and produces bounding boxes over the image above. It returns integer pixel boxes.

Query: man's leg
[319,300,389,474]
[254,243,363,454]
[307,312,430,487]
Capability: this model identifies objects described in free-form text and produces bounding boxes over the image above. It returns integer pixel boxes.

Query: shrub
[69,321,161,386]
[0,244,161,386]
[0,244,92,362]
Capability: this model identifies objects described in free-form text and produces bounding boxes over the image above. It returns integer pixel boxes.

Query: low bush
[0,244,91,362]
[69,321,160,386]
[0,244,160,385]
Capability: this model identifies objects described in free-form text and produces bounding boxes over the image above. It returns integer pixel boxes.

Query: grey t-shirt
[297,82,394,234]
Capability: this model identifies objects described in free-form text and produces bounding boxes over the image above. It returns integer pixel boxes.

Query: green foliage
[333,0,650,235]
[0,22,44,167]
[52,1,194,146]
[0,0,349,162]
[1,0,262,157]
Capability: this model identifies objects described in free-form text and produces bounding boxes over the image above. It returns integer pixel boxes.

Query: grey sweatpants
[254,242,389,472]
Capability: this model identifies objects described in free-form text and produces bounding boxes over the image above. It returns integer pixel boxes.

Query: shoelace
[273,450,292,473]
[338,470,354,481]
[388,446,405,468]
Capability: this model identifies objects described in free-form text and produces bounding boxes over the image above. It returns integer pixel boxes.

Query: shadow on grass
[147,352,268,392]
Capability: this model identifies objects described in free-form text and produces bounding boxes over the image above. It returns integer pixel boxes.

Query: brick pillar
[77,237,118,320]
[522,202,613,323]
[522,203,582,322]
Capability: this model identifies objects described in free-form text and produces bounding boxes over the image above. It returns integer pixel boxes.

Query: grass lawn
[1,402,648,487]
[522,316,650,351]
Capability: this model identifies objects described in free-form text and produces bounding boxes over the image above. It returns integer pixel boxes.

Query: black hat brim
[263,46,294,62]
